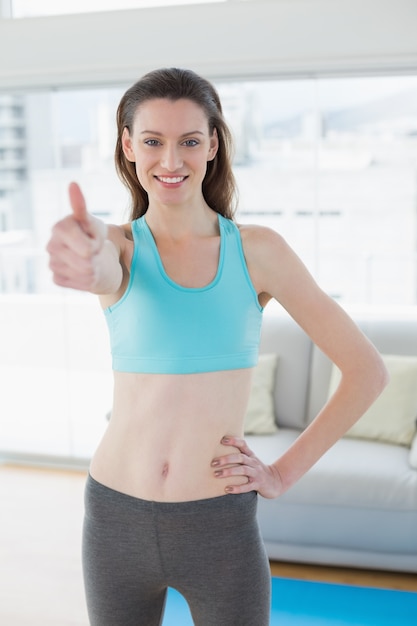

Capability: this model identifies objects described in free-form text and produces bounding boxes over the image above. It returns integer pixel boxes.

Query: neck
[145,201,218,240]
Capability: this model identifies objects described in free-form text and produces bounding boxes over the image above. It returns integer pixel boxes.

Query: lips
[156,176,187,184]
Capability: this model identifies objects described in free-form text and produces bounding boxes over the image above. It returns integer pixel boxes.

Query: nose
[160,144,183,172]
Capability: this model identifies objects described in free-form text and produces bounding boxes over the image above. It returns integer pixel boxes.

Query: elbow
[372,353,390,400]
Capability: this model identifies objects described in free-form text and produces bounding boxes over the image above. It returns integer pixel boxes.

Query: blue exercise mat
[163,576,417,625]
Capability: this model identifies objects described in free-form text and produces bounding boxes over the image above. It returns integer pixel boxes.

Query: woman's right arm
[46,182,125,296]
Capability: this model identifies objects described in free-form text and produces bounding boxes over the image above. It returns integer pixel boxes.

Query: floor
[1,465,416,626]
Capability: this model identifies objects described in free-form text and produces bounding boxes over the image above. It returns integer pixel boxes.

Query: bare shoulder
[107,222,134,266]
[107,222,133,247]
[237,222,292,263]
[238,223,385,380]
[238,221,286,243]
[236,223,298,307]
[237,221,327,310]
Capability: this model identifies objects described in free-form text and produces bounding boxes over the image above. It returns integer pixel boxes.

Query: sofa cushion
[328,354,417,446]
[247,430,417,511]
[244,354,278,435]
[307,311,417,424]
[259,304,312,429]
[410,434,417,469]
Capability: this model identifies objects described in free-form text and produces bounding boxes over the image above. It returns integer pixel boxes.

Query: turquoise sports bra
[103,214,263,374]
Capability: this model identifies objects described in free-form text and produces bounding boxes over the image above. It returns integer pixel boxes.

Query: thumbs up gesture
[47,182,109,292]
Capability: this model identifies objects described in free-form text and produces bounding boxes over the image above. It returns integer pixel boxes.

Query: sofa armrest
[410,431,417,469]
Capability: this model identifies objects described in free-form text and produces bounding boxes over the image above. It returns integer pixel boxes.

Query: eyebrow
[139,130,205,137]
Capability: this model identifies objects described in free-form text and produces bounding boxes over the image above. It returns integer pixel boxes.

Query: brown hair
[115,67,237,220]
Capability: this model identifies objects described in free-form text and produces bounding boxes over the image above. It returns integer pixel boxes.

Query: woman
[47,68,388,626]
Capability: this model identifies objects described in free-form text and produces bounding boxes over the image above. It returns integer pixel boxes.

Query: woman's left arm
[212,225,389,498]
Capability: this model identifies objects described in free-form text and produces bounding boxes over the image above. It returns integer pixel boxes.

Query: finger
[68,182,107,251]
[48,245,97,277]
[221,436,255,456]
[68,181,96,239]
[214,464,256,480]
[68,182,87,220]
[52,270,98,291]
[224,479,256,495]
[223,482,255,495]
[211,452,251,468]
[49,216,98,258]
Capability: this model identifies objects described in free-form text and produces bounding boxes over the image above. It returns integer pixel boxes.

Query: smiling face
[121,98,219,212]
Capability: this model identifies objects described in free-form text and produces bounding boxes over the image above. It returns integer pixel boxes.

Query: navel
[161,462,169,478]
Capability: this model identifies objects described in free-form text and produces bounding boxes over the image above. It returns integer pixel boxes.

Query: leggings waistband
[85,472,257,517]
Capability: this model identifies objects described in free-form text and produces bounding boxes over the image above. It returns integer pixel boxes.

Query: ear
[207,127,219,162]
[122,127,135,162]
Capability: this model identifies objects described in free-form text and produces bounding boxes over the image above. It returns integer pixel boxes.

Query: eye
[144,139,161,147]
[182,139,199,147]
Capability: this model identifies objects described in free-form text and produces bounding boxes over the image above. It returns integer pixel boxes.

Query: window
[1,73,417,463]
[229,75,417,305]
[10,0,226,18]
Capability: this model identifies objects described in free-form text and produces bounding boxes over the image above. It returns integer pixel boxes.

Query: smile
[156,176,187,184]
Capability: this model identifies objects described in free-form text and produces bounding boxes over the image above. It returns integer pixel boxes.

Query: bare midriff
[89,367,254,502]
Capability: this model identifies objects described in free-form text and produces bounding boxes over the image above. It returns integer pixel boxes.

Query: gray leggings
[82,474,271,626]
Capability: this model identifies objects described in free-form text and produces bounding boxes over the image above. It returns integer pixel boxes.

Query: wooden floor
[1,465,416,626]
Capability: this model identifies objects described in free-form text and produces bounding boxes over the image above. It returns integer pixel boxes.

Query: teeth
[158,176,185,184]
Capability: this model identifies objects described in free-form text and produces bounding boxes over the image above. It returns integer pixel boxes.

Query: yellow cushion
[328,354,417,447]
[244,354,278,435]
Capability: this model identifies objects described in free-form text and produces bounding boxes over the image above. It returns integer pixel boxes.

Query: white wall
[0,294,112,460]
[1,0,417,90]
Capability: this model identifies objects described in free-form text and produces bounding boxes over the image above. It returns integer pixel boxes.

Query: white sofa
[246,304,417,573]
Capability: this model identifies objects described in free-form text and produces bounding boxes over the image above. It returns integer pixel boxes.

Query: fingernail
[214,470,222,477]
[222,437,230,444]
[225,486,233,493]
[211,459,219,467]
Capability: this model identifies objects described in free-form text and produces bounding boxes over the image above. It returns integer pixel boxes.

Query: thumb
[68,181,107,249]
[68,182,91,232]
